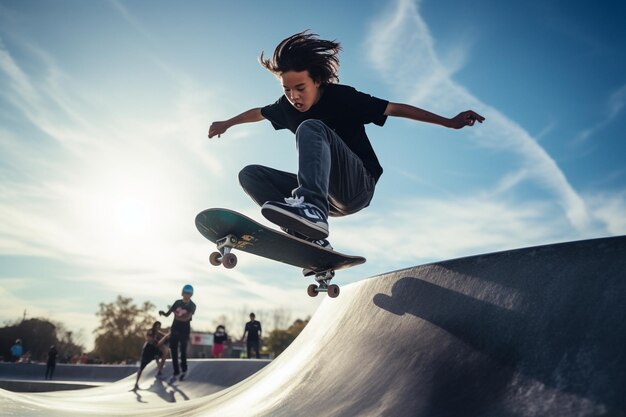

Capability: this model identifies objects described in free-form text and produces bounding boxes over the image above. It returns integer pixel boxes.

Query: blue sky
[1,0,624,351]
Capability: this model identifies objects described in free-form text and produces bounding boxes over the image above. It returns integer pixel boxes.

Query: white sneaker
[262,197,329,239]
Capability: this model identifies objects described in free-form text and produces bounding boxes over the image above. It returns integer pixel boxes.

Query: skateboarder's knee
[238,165,263,188]
[296,119,326,137]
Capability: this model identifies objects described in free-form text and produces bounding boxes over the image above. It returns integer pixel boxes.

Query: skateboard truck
[209,234,238,269]
[209,234,340,298]
[307,269,340,298]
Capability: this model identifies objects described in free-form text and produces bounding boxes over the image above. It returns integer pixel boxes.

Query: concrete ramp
[1,236,624,416]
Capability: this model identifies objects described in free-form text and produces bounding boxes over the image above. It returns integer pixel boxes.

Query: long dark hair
[259,30,341,84]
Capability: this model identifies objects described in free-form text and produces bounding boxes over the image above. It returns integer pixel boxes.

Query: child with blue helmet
[159,284,196,383]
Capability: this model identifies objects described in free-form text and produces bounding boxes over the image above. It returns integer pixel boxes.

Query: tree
[92,295,155,363]
[270,308,292,331]
[265,317,309,357]
[54,325,84,363]
[0,316,84,362]
[0,318,54,361]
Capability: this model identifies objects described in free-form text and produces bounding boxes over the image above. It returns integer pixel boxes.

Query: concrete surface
[0,236,624,416]
[0,363,137,383]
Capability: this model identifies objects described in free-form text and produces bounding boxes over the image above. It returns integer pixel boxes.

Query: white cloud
[587,191,626,235]
[333,196,571,268]
[365,0,596,234]
[574,83,626,145]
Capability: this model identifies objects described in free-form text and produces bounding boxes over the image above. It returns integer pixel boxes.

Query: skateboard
[195,208,366,297]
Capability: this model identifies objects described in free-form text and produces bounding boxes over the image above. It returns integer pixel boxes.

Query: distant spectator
[10,339,23,362]
[243,313,262,359]
[212,325,229,358]
[133,321,169,390]
[45,345,58,380]
[159,284,196,383]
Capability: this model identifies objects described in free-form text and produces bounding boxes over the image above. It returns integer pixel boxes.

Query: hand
[448,110,485,129]
[158,310,166,317]
[208,121,230,138]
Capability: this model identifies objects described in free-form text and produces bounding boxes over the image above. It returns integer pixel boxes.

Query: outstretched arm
[208,108,265,138]
[156,332,170,347]
[159,307,172,317]
[384,102,484,129]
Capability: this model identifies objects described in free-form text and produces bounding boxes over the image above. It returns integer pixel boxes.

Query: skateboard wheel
[307,284,319,297]
[222,253,237,269]
[209,252,222,266]
[328,284,340,298]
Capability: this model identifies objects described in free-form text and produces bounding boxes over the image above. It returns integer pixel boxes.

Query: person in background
[159,284,196,383]
[133,321,169,390]
[45,345,58,380]
[242,313,262,359]
[212,325,229,358]
[10,339,23,362]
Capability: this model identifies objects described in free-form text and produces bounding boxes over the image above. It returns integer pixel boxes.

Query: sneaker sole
[262,206,328,239]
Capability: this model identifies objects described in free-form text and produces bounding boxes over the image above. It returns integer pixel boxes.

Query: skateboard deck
[195,208,366,297]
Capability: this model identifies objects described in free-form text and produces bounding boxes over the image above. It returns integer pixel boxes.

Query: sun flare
[61,156,193,267]
[113,197,151,236]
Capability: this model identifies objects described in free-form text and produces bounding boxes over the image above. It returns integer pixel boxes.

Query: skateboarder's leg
[169,333,180,376]
[238,165,297,207]
[296,119,375,214]
[157,345,168,374]
[262,120,376,237]
[179,336,189,374]
[135,348,153,388]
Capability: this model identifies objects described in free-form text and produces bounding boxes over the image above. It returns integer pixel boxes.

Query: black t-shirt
[145,328,165,345]
[142,329,161,354]
[261,83,389,182]
[168,299,196,333]
[213,329,228,344]
[244,320,262,342]
[47,348,57,363]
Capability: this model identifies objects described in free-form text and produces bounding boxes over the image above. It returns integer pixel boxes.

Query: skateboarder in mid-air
[208,31,484,250]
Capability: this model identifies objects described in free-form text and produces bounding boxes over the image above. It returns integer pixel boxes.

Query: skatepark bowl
[1,235,624,416]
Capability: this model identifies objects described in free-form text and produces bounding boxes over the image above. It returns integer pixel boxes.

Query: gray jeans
[239,119,376,217]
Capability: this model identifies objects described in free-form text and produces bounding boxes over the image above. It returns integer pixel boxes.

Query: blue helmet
[182,284,194,295]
